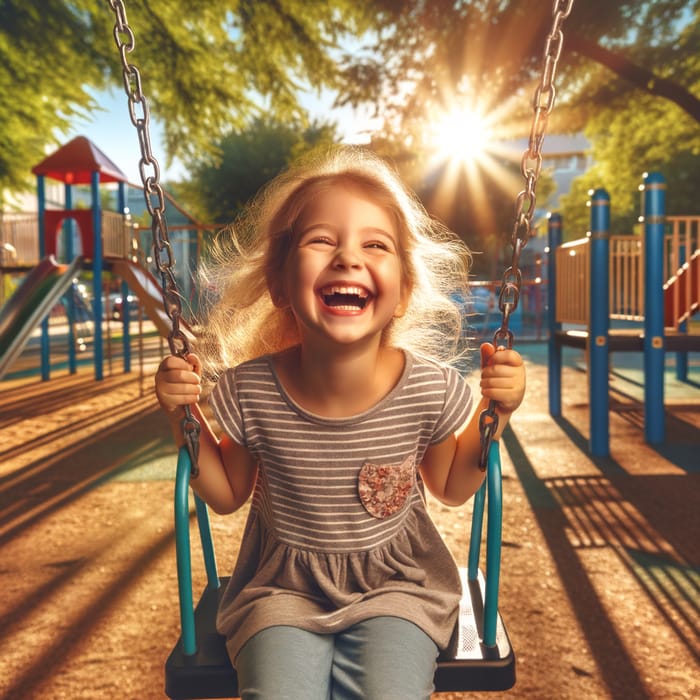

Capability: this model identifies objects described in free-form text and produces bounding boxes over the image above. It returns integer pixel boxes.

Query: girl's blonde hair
[196,145,471,379]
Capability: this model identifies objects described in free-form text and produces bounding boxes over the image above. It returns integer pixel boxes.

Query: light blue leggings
[235,616,439,700]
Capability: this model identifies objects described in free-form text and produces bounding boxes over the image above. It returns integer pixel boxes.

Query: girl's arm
[420,343,526,507]
[155,354,257,514]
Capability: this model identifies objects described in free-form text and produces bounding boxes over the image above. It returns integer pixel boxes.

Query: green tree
[560,90,700,238]
[337,1,698,244]
[3,0,697,234]
[558,3,700,235]
[172,118,338,224]
[0,0,371,200]
[336,1,699,134]
[0,1,113,197]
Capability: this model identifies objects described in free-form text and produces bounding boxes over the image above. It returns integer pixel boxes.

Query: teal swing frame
[164,440,514,699]
[107,1,574,696]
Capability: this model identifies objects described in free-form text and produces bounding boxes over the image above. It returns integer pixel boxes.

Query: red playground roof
[31,136,128,185]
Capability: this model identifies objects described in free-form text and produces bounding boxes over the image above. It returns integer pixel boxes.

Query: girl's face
[278,184,409,351]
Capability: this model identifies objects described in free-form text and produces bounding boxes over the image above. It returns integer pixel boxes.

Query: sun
[421,99,527,239]
[429,107,493,162]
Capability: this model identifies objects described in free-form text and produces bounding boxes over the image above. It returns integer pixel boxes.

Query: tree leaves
[170,117,338,225]
[0,0,367,198]
[1,0,697,237]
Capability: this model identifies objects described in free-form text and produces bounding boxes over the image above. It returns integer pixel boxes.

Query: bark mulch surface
[1,346,697,699]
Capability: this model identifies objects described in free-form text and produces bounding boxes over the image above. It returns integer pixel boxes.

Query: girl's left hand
[479,342,526,414]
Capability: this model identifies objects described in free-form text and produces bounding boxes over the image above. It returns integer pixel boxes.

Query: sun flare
[421,98,527,240]
[430,108,492,162]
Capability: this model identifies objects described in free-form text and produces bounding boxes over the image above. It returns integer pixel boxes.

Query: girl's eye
[365,241,391,251]
[301,234,334,246]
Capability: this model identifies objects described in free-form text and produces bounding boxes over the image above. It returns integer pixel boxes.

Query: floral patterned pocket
[358,453,416,519]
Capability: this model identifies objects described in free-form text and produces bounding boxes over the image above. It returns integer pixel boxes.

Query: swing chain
[478,0,574,471]
[107,0,201,476]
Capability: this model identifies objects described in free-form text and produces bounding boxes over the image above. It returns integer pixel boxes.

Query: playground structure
[0,136,205,382]
[547,171,699,456]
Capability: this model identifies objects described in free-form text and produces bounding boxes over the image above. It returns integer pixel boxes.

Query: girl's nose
[332,246,362,269]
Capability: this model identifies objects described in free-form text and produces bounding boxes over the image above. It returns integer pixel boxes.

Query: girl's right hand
[154,353,202,414]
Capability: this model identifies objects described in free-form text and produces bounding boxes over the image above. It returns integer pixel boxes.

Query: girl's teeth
[324,286,367,297]
[321,287,370,309]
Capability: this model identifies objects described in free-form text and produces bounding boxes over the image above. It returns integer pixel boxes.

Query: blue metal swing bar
[165,440,514,699]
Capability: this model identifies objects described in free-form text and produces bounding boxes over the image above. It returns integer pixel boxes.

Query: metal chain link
[107,0,201,476]
[479,0,574,470]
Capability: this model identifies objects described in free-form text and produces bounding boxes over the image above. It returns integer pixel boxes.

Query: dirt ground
[0,343,698,700]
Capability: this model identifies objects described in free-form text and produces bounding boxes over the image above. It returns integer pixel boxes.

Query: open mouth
[319,285,371,311]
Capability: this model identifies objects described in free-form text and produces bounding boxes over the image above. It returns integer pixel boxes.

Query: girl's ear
[267,275,281,306]
[268,274,290,308]
[270,285,288,308]
[266,235,293,308]
[394,281,412,318]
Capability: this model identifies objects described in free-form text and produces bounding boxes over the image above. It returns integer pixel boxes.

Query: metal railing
[555,217,699,328]
[555,237,589,325]
[0,213,40,265]
[0,211,133,264]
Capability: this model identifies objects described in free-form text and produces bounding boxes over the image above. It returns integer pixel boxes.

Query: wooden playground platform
[0,343,697,700]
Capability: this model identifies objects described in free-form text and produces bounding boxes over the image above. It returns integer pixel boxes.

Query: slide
[106,257,195,344]
[0,256,82,380]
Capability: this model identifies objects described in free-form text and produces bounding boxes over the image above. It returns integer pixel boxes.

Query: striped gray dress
[209,350,473,663]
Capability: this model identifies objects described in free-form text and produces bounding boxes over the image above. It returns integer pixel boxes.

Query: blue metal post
[37,176,46,260]
[117,182,131,373]
[547,213,563,416]
[91,171,104,380]
[64,184,77,374]
[589,190,610,457]
[37,175,50,381]
[643,172,666,444]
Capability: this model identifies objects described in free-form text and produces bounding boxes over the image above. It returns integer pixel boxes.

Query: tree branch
[567,32,700,124]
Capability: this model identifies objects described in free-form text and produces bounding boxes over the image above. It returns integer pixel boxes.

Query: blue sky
[64,90,171,184]
[65,88,379,185]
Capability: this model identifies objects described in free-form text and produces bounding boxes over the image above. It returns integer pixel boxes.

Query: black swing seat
[165,569,515,699]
